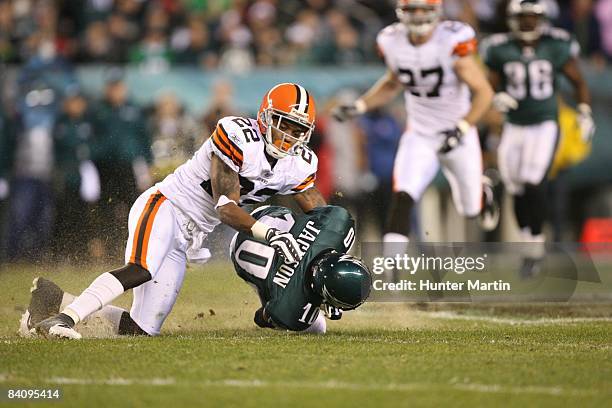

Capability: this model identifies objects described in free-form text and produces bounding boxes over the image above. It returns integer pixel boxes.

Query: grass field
[0,262,611,407]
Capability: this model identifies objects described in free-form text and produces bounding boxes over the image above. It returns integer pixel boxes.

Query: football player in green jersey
[231,205,372,333]
[481,0,594,276]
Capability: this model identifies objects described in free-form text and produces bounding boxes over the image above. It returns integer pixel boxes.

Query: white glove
[332,99,367,122]
[0,177,8,200]
[266,228,304,265]
[577,104,596,143]
[79,160,101,203]
[132,157,153,192]
[492,92,519,113]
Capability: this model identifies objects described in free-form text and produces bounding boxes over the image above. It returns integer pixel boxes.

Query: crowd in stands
[0,0,610,263]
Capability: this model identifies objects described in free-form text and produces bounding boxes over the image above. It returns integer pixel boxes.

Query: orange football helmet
[396,0,443,36]
[257,83,316,159]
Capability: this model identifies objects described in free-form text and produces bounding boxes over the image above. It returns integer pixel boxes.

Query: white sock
[63,272,125,324]
[383,233,410,258]
[61,291,126,333]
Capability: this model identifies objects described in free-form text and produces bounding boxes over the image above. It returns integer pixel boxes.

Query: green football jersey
[482,28,580,125]
[231,205,355,331]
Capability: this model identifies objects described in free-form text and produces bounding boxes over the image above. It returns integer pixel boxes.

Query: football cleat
[18,277,64,338]
[35,313,82,340]
[479,174,500,232]
[519,257,543,280]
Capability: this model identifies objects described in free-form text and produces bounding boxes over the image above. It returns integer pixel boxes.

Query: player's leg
[384,132,440,252]
[35,188,177,338]
[439,128,484,220]
[517,121,558,237]
[128,248,187,336]
[517,121,558,276]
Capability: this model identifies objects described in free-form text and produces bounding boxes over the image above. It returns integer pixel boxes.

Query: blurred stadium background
[0,0,611,264]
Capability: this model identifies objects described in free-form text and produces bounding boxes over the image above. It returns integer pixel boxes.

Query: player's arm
[562,57,595,141]
[562,57,591,107]
[293,187,326,213]
[211,154,304,263]
[332,69,403,121]
[210,154,256,234]
[454,56,494,127]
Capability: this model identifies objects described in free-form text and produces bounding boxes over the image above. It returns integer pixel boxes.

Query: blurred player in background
[30,83,327,338]
[231,205,371,334]
[333,0,495,255]
[481,0,594,276]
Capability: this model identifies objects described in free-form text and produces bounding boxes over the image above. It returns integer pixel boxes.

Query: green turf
[0,263,610,407]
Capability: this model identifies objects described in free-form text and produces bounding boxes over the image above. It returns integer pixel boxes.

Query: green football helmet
[311,252,372,310]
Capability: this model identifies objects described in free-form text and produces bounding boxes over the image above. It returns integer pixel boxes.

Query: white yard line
[425,311,612,325]
[26,377,601,397]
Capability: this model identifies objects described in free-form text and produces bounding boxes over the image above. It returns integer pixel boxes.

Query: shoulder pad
[378,23,403,38]
[480,33,510,57]
[210,117,250,171]
[546,28,571,41]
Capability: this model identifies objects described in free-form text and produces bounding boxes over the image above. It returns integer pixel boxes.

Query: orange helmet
[396,0,443,36]
[257,83,316,159]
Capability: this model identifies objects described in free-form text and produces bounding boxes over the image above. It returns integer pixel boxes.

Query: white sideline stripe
[425,311,612,325]
[39,377,602,397]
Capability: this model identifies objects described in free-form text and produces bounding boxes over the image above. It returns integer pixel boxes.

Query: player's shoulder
[542,27,573,42]
[376,22,406,48]
[310,205,354,223]
[216,115,260,144]
[481,33,512,50]
[286,146,318,193]
[251,205,296,221]
[210,116,262,171]
[480,33,512,59]
[378,22,405,39]
[437,20,476,42]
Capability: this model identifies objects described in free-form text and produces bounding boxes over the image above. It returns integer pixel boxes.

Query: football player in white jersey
[334,0,495,252]
[32,83,327,338]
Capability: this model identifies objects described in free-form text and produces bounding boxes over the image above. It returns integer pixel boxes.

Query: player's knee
[110,263,151,291]
[302,314,326,335]
[117,311,151,336]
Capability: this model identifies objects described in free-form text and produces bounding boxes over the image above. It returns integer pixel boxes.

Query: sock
[520,228,546,259]
[61,291,126,333]
[383,232,410,259]
[63,272,125,324]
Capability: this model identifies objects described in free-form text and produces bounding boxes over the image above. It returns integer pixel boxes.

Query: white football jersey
[377,21,477,136]
[157,116,318,232]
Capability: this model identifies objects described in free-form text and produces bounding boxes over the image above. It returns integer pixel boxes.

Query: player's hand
[322,303,343,320]
[439,120,470,154]
[492,92,519,113]
[265,228,304,264]
[577,103,596,143]
[331,99,367,122]
[0,177,9,200]
[254,307,275,329]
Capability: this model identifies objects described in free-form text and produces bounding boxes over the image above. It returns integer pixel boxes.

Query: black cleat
[35,313,81,339]
[479,175,500,232]
[19,277,64,337]
[519,257,543,280]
